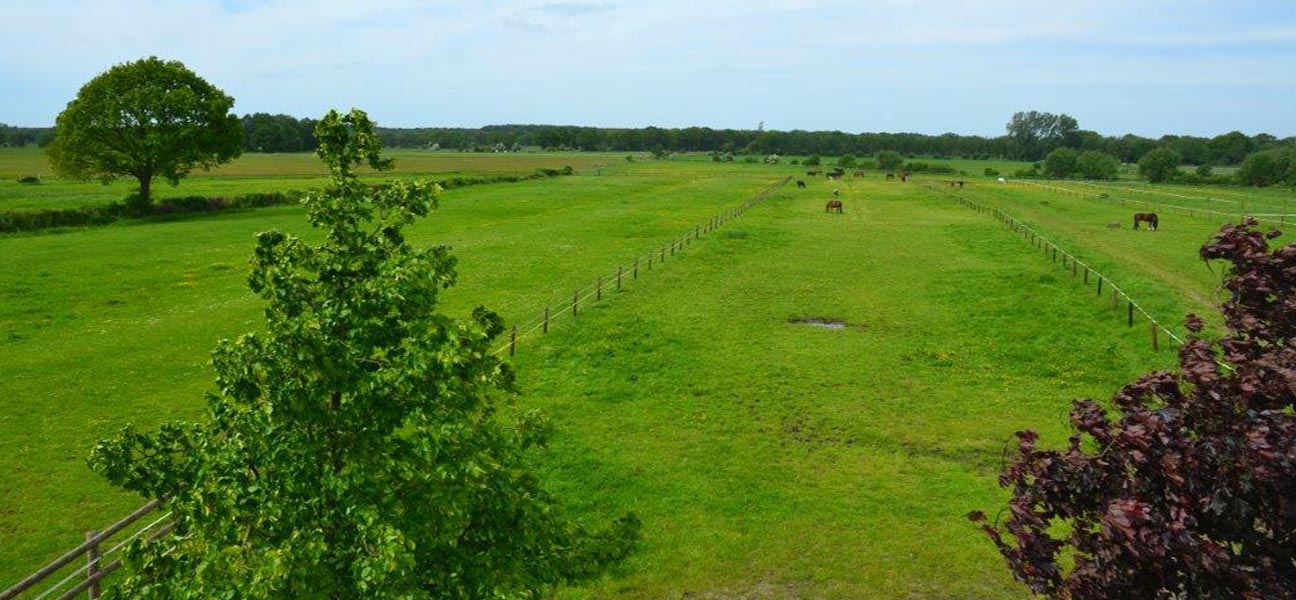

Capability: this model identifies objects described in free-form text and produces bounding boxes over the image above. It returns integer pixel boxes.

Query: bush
[1138,147,1182,183]
[1043,147,1078,178]
[17,175,40,184]
[903,161,956,174]
[804,154,821,167]
[1075,150,1120,180]
[1237,148,1295,187]
[973,219,1296,599]
[836,154,857,169]
[984,168,1000,177]
[875,150,903,171]
[742,156,757,163]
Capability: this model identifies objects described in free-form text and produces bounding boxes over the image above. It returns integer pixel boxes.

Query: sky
[1,0,1294,137]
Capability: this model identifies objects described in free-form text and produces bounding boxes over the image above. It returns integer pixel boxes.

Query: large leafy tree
[972,219,1296,599]
[89,109,638,599]
[1005,111,1079,160]
[46,57,242,210]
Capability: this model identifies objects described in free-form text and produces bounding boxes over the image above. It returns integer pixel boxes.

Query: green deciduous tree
[1237,148,1295,187]
[1042,147,1078,178]
[804,154,821,166]
[45,57,242,211]
[1138,147,1182,183]
[88,109,638,599]
[1075,150,1120,180]
[875,150,903,171]
[836,154,857,168]
[1005,111,1079,160]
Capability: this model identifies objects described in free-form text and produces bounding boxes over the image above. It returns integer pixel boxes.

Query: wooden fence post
[661,246,666,262]
[617,266,623,290]
[1072,260,1078,277]
[1151,322,1159,351]
[1112,289,1119,309]
[1084,268,1089,284]
[543,308,549,333]
[85,530,101,600]
[634,257,640,278]
[597,276,603,301]
[509,326,517,356]
[572,290,578,317]
[1128,301,1134,327]
[1097,277,1103,296]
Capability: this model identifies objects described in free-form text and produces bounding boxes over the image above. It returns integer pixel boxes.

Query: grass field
[0,147,620,212]
[0,157,1245,597]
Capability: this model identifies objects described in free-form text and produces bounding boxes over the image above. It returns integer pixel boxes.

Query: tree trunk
[138,172,152,206]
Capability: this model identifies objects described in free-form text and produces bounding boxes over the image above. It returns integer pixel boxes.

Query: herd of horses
[796,173,1162,230]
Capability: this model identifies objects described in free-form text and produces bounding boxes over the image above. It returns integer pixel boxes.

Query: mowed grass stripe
[0,170,775,583]
[506,178,1173,599]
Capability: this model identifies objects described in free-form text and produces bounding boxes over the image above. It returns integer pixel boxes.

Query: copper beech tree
[89,109,638,599]
[972,219,1296,599]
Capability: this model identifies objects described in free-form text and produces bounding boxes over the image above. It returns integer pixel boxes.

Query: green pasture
[0,147,621,212]
[0,158,1238,597]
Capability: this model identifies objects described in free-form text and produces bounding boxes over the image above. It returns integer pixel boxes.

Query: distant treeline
[5,114,1293,166]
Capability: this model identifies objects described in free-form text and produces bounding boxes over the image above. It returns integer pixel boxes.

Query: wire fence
[925,182,1186,351]
[488,175,792,357]
[2,175,793,600]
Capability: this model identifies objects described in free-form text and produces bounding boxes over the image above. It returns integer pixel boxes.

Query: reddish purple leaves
[974,219,1296,599]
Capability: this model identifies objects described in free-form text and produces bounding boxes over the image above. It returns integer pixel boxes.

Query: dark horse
[1133,212,1159,230]
[825,200,843,214]
[796,179,806,188]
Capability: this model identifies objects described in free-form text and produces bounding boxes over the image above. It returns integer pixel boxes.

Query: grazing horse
[825,199,843,214]
[885,173,895,180]
[796,179,806,189]
[1133,212,1159,230]
[852,169,865,177]
[827,172,842,180]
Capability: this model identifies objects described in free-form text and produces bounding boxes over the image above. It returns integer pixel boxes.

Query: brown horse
[825,200,843,214]
[1133,212,1159,230]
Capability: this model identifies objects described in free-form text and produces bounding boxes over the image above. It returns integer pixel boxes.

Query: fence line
[925,182,1185,350]
[1,502,173,600]
[491,176,792,356]
[3,175,793,600]
[1006,180,1294,227]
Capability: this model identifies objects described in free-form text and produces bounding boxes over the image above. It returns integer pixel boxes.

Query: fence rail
[1,501,173,600]
[4,175,793,599]
[925,182,1185,350]
[488,176,791,357]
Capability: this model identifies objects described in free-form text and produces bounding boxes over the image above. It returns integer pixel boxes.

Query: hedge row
[0,168,574,234]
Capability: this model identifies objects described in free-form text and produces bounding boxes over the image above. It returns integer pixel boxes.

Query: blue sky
[1,0,1293,137]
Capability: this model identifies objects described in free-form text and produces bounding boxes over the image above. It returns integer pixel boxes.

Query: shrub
[1138,147,1182,183]
[972,219,1296,599]
[17,175,40,184]
[984,168,1000,177]
[836,154,857,168]
[875,150,903,171]
[1043,147,1078,178]
[804,154,821,167]
[1075,150,1120,180]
